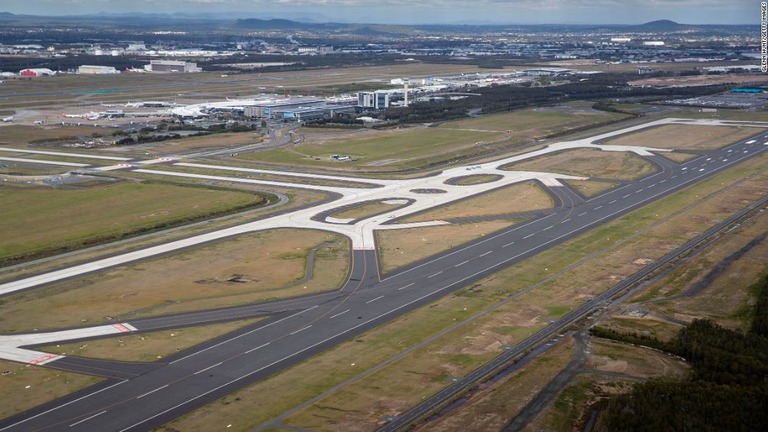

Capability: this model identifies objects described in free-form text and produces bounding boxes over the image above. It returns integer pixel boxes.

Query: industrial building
[18,68,55,77]
[357,91,390,109]
[78,65,120,75]
[144,60,201,73]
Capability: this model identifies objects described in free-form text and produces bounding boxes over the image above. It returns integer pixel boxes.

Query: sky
[0,0,756,25]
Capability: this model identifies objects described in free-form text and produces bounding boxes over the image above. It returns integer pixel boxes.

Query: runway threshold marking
[245,342,271,354]
[290,325,313,335]
[366,296,385,304]
[69,410,107,428]
[136,385,169,399]
[194,362,223,375]
[329,309,350,319]
[398,282,415,291]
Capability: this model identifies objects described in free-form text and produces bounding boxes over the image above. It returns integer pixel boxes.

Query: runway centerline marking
[290,325,313,335]
[455,260,470,267]
[398,283,415,291]
[69,410,107,428]
[561,218,570,224]
[542,225,553,231]
[523,233,534,239]
[608,200,616,204]
[245,342,271,354]
[427,271,443,279]
[594,206,602,210]
[577,212,587,217]
[194,362,222,375]
[366,296,384,304]
[478,251,493,258]
[502,241,515,248]
[137,385,169,399]
[329,309,350,319]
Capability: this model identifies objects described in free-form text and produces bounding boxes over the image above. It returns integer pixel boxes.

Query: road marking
[523,233,534,239]
[622,194,630,199]
[329,309,350,319]
[577,212,587,217]
[137,385,169,399]
[636,189,644,193]
[69,410,107,428]
[502,241,515,248]
[455,260,470,267]
[647,183,656,188]
[290,325,313,335]
[398,282,415,290]
[660,179,667,183]
[543,225,553,231]
[245,342,271,354]
[671,175,678,179]
[194,362,223,375]
[427,271,443,279]
[366,296,384,304]
[169,306,316,364]
[561,218,571,224]
[594,206,603,210]
[478,251,493,258]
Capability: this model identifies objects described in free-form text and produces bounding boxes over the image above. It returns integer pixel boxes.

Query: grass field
[0,229,349,332]
[238,126,502,170]
[439,105,626,134]
[601,124,760,151]
[564,179,620,198]
[0,125,107,148]
[501,148,657,180]
[0,180,269,263]
[400,181,552,224]
[102,132,266,157]
[0,360,102,421]
[39,318,264,362]
[330,200,407,221]
[235,107,629,172]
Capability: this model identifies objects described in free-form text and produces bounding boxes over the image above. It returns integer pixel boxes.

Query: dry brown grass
[564,180,620,198]
[413,339,575,432]
[0,359,102,420]
[400,181,552,223]
[602,124,759,151]
[0,229,349,332]
[502,148,656,180]
[331,201,405,221]
[376,220,517,273]
[660,151,701,163]
[103,132,265,157]
[39,318,265,362]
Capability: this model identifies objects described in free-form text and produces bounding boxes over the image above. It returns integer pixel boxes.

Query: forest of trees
[591,273,768,431]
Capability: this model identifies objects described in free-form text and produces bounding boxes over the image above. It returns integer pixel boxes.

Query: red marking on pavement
[29,353,57,365]
[112,323,130,332]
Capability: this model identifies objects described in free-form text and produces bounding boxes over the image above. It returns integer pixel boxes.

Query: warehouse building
[144,60,201,73]
[78,65,120,75]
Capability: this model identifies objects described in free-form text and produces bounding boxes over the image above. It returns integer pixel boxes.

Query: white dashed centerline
[329,309,350,319]
[455,260,470,267]
[427,271,443,279]
[245,342,270,354]
[366,296,384,304]
[478,251,493,258]
[398,282,415,291]
[523,233,534,239]
[137,385,169,399]
[290,325,313,335]
[502,241,515,248]
[69,411,107,428]
[194,362,222,375]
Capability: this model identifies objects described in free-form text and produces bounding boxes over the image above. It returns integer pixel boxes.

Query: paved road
[1,132,767,431]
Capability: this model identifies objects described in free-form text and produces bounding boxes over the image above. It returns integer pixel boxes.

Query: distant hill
[631,19,690,31]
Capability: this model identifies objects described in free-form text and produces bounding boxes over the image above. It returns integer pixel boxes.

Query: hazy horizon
[0,0,755,26]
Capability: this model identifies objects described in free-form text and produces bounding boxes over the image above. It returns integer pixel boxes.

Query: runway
[1,123,767,431]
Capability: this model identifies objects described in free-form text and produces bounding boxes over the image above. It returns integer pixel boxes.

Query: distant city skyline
[0,0,754,25]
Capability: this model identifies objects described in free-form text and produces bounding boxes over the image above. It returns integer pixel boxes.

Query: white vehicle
[2,116,13,122]
[34,120,45,125]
